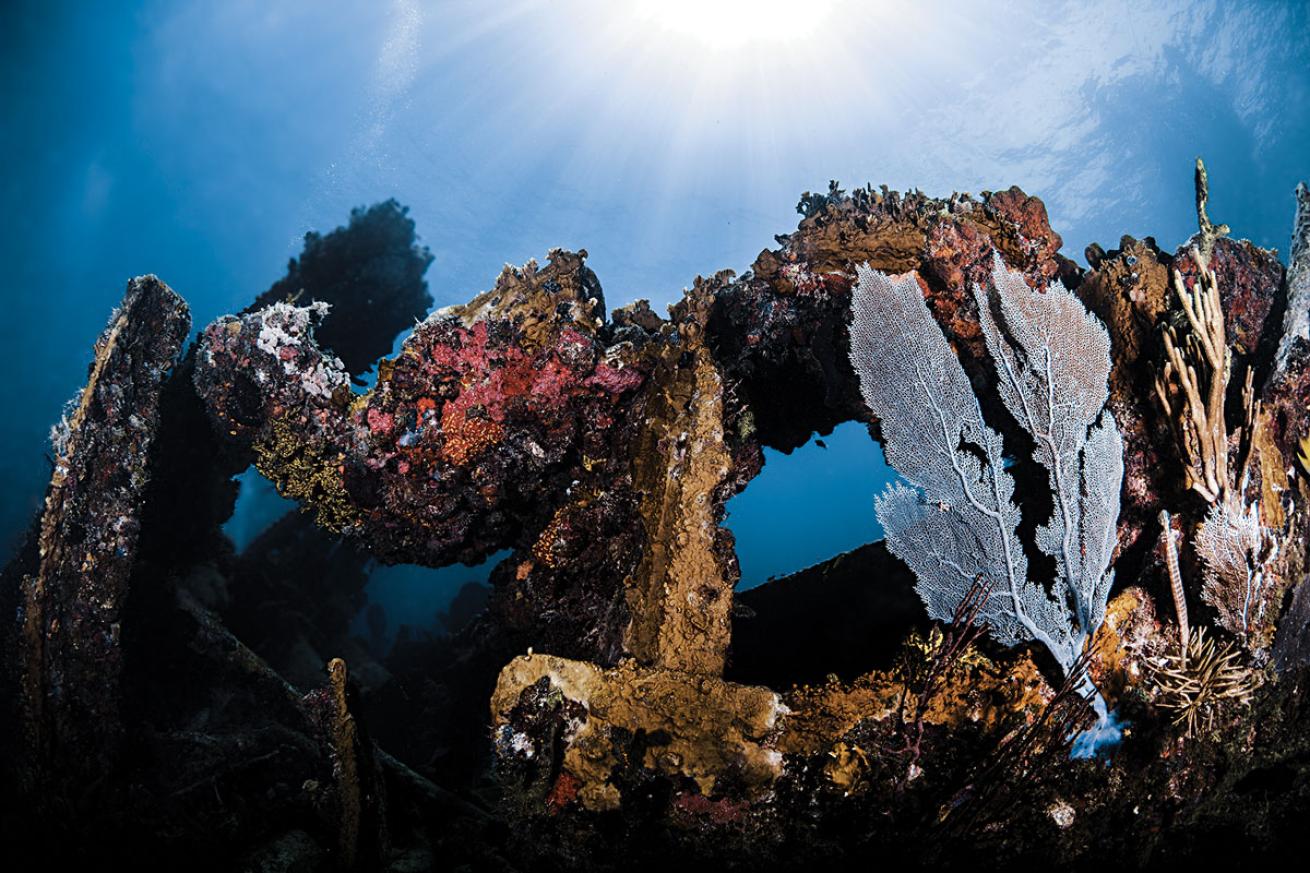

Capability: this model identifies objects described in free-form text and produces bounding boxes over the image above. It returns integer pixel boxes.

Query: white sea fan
[1195,495,1277,641]
[850,254,1122,682]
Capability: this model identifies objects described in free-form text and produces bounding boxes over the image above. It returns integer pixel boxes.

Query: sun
[632,0,840,51]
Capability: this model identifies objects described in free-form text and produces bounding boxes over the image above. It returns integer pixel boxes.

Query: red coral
[439,403,505,466]
[987,185,1064,274]
[366,407,393,434]
[585,363,645,396]
[671,791,747,825]
[1175,239,1284,356]
[546,771,581,813]
[923,219,991,349]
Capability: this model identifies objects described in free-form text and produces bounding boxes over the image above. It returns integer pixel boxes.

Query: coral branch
[1192,157,1231,268]
[1155,261,1231,502]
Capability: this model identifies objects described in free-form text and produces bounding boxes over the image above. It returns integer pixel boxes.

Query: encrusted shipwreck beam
[178,175,1310,862]
[194,248,750,673]
[621,299,737,675]
[189,185,1108,807]
[491,654,785,811]
[195,250,625,567]
[18,276,190,786]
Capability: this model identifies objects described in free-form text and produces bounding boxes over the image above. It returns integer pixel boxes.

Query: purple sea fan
[849,252,1123,728]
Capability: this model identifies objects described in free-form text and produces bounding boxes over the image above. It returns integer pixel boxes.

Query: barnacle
[1153,627,1255,737]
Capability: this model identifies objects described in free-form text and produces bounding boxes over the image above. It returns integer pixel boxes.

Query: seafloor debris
[4,167,1310,869]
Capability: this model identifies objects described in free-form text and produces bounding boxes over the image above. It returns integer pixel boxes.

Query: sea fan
[850,253,1123,711]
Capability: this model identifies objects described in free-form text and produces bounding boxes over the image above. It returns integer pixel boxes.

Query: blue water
[4,1,1308,628]
[730,421,893,588]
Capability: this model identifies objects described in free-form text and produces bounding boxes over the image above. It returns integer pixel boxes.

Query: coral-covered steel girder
[195,249,647,568]
[18,275,190,786]
[182,177,1310,849]
[7,171,1310,866]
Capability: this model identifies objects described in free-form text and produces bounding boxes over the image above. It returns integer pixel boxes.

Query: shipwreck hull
[3,177,1310,869]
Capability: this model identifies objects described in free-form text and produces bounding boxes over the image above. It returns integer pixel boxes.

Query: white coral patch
[250,301,349,397]
[1048,799,1075,828]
